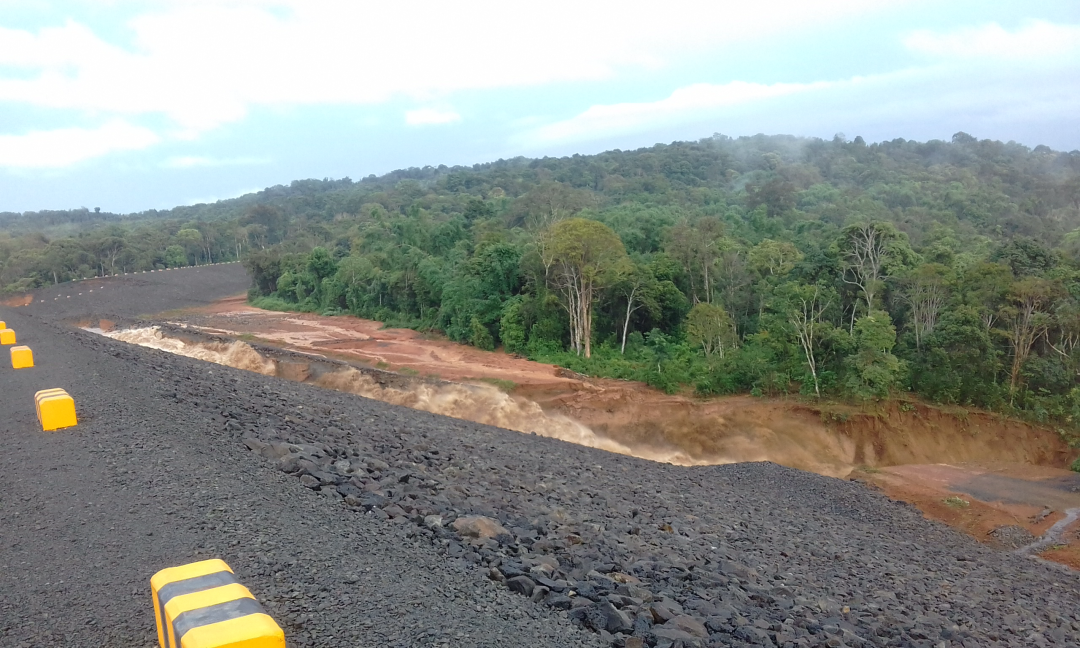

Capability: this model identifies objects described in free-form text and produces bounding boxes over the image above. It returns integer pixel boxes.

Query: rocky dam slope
[1,264,1078,648]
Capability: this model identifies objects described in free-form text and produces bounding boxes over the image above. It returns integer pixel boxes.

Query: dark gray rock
[598,601,633,634]
[506,575,536,596]
[651,626,702,646]
[650,600,684,623]
[663,615,708,639]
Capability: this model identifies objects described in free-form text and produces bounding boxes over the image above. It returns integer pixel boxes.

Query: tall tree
[614,262,659,354]
[547,218,627,358]
[959,262,1013,331]
[901,263,951,350]
[775,283,835,397]
[845,311,904,400]
[1002,277,1058,397]
[664,217,725,304]
[686,302,737,358]
[748,239,803,279]
[838,221,912,315]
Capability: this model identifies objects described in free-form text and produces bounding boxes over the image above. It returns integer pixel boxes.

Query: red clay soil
[164,296,1080,568]
[172,295,1077,475]
[0,293,33,307]
[1039,537,1080,569]
[856,462,1080,566]
[175,294,578,389]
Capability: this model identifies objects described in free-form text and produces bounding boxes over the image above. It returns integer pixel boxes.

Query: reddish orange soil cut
[179,294,579,389]
[174,295,1076,472]
[856,463,1080,562]
[165,295,1080,568]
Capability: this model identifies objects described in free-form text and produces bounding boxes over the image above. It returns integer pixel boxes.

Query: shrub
[470,316,495,351]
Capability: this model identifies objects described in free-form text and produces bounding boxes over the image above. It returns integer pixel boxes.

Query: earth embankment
[3,265,1079,647]
[138,297,1077,478]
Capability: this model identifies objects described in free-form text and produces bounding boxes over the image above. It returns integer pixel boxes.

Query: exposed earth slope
[2,265,1079,647]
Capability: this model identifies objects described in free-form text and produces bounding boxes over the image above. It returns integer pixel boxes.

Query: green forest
[6,132,1080,438]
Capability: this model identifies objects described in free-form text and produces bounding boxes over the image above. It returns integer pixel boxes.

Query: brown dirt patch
[166,299,1077,478]
[857,462,1080,569]
[172,296,576,390]
[1,294,32,307]
[1039,524,1080,569]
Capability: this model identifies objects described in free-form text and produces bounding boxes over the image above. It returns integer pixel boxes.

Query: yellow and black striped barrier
[34,388,77,431]
[151,559,285,648]
[10,345,33,369]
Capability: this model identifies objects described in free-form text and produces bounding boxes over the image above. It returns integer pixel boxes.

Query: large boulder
[451,515,509,539]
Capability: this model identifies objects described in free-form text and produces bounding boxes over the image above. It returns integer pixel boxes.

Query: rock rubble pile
[10,263,1080,648]
[230,397,1080,648]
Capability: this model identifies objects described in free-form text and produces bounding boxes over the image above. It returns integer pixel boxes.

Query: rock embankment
[5,265,1080,647]
[232,395,1080,647]
[1,276,602,648]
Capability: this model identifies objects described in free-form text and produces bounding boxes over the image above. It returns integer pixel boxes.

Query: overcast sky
[1,0,1078,214]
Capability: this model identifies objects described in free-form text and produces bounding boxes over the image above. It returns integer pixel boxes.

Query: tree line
[6,132,1080,435]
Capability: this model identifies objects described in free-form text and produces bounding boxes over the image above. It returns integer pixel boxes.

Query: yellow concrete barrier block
[0,329,15,345]
[34,388,77,431]
[10,345,33,369]
[152,559,235,648]
[0,320,6,329]
[151,559,284,648]
[34,388,68,424]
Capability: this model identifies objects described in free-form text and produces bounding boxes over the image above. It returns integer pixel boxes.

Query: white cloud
[905,20,1080,60]
[182,187,263,207]
[520,20,1080,149]
[522,59,1080,148]
[529,80,834,145]
[405,108,461,126]
[162,155,271,168]
[0,120,160,168]
[0,0,896,136]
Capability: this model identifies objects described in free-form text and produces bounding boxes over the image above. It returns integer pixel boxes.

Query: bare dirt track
[4,265,1080,648]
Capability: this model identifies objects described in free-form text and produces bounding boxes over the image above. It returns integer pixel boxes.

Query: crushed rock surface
[2,266,1079,648]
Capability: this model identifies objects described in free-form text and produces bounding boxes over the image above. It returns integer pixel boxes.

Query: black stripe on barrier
[172,597,266,641]
[157,570,238,648]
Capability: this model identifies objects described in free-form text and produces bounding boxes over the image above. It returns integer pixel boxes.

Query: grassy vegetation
[250,295,311,313]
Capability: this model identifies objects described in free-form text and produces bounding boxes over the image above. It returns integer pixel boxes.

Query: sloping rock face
[238,385,1080,647]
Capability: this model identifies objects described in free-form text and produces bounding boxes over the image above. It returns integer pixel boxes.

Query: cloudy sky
[1,0,1078,213]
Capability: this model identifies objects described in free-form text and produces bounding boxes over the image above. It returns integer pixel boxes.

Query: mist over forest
[5,132,1080,436]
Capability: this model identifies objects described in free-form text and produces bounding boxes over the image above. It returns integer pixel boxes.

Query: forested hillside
[6,132,1080,432]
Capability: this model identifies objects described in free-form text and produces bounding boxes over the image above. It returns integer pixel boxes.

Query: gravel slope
[3,266,1079,648]
[1,269,601,648]
[22,264,250,321]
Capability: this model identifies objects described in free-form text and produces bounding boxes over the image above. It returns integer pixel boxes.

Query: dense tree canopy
[6,132,1080,434]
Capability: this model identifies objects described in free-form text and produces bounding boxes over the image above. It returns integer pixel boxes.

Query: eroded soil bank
[89,295,1080,568]
[157,297,1076,475]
